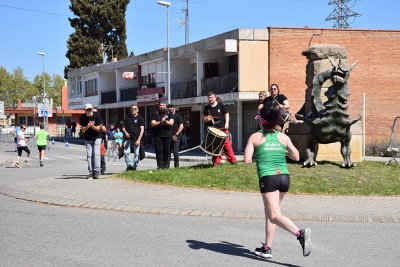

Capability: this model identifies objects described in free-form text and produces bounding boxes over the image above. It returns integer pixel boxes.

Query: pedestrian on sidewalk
[167,104,183,168]
[244,107,311,259]
[66,119,72,138]
[79,103,104,179]
[151,100,174,170]
[71,120,77,138]
[100,125,107,175]
[34,124,49,167]
[122,104,145,171]
[15,125,30,168]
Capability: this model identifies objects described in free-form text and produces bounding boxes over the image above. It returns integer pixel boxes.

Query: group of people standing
[12,83,312,259]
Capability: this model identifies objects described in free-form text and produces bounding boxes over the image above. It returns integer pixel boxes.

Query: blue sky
[1,0,399,81]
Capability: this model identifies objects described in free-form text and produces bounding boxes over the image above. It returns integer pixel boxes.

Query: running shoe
[297,228,312,257]
[15,163,21,168]
[24,161,30,166]
[255,243,272,258]
[40,161,43,167]
[85,174,93,179]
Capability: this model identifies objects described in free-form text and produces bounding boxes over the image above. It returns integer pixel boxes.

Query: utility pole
[176,0,194,44]
[326,0,361,29]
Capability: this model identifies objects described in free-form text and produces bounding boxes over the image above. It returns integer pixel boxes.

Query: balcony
[171,81,197,100]
[201,71,238,96]
[120,86,138,102]
[101,90,117,104]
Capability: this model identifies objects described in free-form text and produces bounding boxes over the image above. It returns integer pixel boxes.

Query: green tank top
[36,130,49,146]
[255,130,289,179]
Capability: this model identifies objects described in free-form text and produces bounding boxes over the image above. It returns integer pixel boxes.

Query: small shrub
[365,138,391,157]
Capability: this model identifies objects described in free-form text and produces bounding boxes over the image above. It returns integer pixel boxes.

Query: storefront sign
[137,93,159,102]
[122,72,137,80]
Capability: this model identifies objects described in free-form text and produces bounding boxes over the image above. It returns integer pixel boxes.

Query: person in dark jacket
[151,101,174,170]
[122,104,145,171]
[79,103,104,179]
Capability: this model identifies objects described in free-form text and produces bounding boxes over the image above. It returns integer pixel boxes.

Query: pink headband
[255,114,269,124]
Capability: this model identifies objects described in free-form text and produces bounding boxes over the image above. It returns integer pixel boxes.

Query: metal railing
[170,81,197,100]
[201,71,238,96]
[120,86,138,102]
[101,90,117,104]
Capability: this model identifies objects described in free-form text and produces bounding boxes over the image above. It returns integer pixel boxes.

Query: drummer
[203,91,237,166]
[259,84,291,131]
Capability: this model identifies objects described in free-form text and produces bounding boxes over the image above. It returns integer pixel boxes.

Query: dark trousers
[168,135,180,167]
[154,136,171,169]
[101,155,106,172]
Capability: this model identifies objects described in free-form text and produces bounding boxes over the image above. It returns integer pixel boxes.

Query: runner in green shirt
[34,124,49,167]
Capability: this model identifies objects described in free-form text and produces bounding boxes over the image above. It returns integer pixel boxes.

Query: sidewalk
[1,140,399,224]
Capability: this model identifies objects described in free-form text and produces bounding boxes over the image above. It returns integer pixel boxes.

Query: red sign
[122,72,137,80]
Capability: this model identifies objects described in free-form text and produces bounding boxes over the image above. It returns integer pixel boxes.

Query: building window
[18,117,26,126]
[70,76,82,96]
[85,78,98,94]
[141,73,156,88]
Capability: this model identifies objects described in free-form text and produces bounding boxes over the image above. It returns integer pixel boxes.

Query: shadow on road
[186,240,300,266]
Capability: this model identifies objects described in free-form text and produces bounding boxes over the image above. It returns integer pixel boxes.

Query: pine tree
[64,0,130,78]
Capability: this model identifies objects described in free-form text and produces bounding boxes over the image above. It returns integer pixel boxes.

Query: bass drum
[200,127,228,156]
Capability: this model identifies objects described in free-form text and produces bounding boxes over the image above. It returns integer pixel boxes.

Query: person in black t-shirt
[167,104,184,168]
[79,103,104,179]
[151,101,174,170]
[122,104,145,171]
[203,91,237,166]
[260,84,291,131]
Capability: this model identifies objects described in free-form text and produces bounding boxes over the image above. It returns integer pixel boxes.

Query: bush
[365,138,391,157]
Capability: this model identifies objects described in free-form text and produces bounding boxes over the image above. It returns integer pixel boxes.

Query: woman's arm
[244,135,255,164]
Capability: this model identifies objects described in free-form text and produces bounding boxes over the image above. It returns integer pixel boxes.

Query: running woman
[244,107,311,259]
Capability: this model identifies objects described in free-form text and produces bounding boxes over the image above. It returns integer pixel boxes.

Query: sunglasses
[131,108,138,110]
[86,109,92,111]
[270,88,278,91]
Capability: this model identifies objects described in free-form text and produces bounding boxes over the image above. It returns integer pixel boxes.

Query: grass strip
[116,161,400,196]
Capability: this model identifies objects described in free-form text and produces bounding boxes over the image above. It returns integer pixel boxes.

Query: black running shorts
[17,146,31,157]
[37,145,46,152]
[259,174,290,193]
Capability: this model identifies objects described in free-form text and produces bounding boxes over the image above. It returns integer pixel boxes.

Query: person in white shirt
[15,125,31,168]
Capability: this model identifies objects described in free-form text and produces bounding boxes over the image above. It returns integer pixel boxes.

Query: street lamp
[37,52,47,130]
[157,1,171,104]
[32,96,36,135]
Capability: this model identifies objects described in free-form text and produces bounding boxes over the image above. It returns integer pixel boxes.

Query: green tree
[0,67,33,109]
[32,74,65,108]
[64,0,130,78]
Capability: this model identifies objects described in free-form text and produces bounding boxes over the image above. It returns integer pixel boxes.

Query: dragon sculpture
[296,57,362,168]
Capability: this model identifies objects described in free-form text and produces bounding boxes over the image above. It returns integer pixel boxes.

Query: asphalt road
[1,142,399,266]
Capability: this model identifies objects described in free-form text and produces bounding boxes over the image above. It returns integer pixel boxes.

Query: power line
[326,0,361,28]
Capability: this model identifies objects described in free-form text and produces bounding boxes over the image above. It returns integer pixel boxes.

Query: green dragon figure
[296,57,362,168]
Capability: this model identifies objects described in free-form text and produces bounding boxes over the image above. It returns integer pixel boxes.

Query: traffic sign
[39,109,49,117]
[37,103,53,117]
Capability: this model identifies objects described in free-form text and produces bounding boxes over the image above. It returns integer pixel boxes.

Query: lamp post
[32,96,36,135]
[157,1,171,104]
[37,52,47,130]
